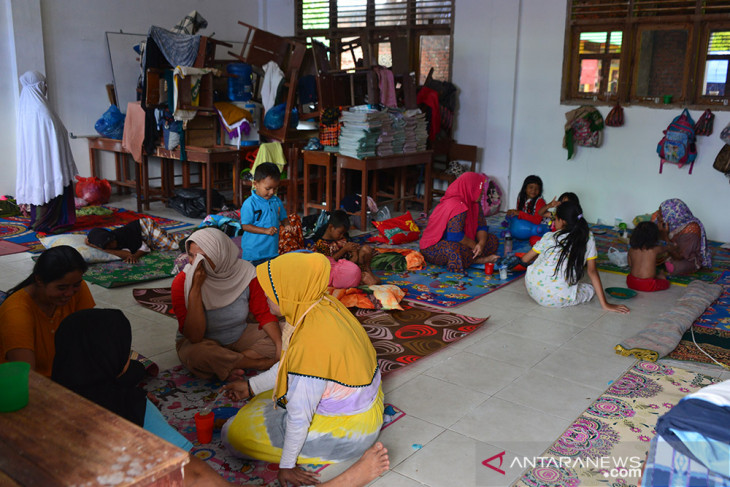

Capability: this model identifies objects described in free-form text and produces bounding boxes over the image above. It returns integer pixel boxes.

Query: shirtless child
[626,221,673,292]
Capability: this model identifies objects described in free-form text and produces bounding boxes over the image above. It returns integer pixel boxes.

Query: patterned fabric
[642,435,730,487]
[83,251,179,288]
[659,199,711,268]
[278,214,304,254]
[525,231,598,308]
[513,362,720,487]
[141,365,405,485]
[139,217,185,250]
[421,212,497,272]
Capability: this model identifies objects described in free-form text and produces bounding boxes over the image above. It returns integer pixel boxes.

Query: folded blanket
[615,280,722,361]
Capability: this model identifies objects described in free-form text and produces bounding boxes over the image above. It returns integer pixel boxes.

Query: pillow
[370,211,420,245]
[327,284,406,310]
[39,234,121,263]
[366,285,406,310]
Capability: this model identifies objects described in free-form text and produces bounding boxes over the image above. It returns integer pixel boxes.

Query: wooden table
[88,137,145,212]
[0,372,189,486]
[302,150,334,216]
[155,145,250,215]
[335,151,433,229]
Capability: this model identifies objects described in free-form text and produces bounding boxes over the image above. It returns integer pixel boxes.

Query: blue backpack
[657,109,697,174]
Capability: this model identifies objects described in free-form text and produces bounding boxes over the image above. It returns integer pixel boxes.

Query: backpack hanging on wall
[656,108,697,174]
[714,144,730,184]
[563,106,604,160]
[693,109,714,136]
[605,103,624,127]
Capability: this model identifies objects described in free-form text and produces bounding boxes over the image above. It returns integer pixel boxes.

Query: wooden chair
[432,141,479,197]
[228,22,309,143]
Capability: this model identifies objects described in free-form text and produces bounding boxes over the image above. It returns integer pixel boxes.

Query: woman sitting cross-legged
[654,198,712,275]
[419,172,499,273]
[221,252,384,487]
[170,227,282,382]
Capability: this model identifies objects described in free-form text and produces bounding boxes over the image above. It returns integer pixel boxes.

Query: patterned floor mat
[132,288,489,375]
[510,361,720,487]
[83,251,179,288]
[142,366,405,485]
[0,206,191,253]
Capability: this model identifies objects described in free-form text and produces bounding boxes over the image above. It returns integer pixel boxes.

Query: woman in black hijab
[52,308,147,425]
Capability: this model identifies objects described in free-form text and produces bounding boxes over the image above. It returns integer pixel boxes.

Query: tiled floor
[5,194,728,487]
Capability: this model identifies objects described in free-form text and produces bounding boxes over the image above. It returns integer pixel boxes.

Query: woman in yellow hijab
[222,253,383,487]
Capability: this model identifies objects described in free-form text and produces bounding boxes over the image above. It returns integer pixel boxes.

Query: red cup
[484,262,495,275]
[194,411,215,444]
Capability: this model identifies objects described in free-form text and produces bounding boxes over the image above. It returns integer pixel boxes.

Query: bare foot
[474,254,499,265]
[323,442,389,487]
[361,270,381,286]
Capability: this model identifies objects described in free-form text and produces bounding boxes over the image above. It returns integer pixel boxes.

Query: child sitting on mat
[310,210,380,285]
[519,201,629,313]
[86,217,184,263]
[626,221,672,292]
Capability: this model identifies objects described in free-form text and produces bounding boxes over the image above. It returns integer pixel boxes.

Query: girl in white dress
[519,201,629,313]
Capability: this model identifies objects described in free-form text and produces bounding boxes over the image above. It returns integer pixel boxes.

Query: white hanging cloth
[261,60,284,112]
[15,71,77,206]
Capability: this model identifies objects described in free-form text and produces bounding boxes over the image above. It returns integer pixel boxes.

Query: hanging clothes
[15,71,77,233]
[373,66,397,108]
[261,61,284,112]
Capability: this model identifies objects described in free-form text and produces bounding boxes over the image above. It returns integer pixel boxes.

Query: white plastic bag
[607,247,629,268]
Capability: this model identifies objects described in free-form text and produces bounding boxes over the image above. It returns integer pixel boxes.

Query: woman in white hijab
[16,71,78,233]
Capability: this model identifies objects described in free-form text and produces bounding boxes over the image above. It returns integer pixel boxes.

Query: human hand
[604,303,630,314]
[222,380,251,401]
[266,227,278,236]
[549,197,559,208]
[506,209,519,218]
[472,242,484,258]
[192,262,208,287]
[122,251,137,263]
[344,241,359,253]
[277,467,321,486]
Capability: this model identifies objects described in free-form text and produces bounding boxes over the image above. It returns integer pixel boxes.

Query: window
[296,0,454,84]
[563,0,730,108]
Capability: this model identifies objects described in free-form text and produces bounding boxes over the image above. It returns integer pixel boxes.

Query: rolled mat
[615,280,723,361]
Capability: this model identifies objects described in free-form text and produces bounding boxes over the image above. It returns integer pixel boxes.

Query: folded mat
[615,280,723,361]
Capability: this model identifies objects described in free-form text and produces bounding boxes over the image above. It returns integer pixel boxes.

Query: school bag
[693,109,714,136]
[713,144,730,184]
[563,106,604,160]
[656,108,697,174]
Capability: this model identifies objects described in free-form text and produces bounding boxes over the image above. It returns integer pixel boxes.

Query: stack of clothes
[402,109,428,153]
[642,379,730,486]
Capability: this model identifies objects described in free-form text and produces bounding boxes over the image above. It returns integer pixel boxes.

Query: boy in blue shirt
[240,162,290,265]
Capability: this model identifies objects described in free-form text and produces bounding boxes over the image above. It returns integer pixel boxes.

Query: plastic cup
[0,362,30,412]
[194,411,215,444]
[484,262,495,275]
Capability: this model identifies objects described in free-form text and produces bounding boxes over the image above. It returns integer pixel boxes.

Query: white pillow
[39,234,121,263]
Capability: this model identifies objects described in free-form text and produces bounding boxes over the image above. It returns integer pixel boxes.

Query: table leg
[134,160,142,213]
[113,154,123,195]
[233,152,241,208]
[424,157,432,213]
[182,162,191,188]
[335,162,343,213]
[89,147,98,178]
[303,158,311,216]
[325,160,332,213]
[205,162,212,215]
[141,156,150,210]
[360,166,368,230]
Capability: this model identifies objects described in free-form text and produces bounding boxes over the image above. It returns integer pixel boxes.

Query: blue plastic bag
[94,105,125,139]
[263,104,299,130]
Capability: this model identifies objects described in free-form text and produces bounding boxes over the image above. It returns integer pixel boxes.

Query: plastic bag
[168,188,226,218]
[263,104,299,130]
[74,175,111,206]
[94,105,126,139]
[607,247,629,268]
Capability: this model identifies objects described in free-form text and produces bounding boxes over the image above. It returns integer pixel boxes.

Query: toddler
[311,210,380,285]
[626,221,671,292]
[240,162,290,265]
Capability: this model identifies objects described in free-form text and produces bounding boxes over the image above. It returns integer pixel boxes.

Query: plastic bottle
[499,265,508,280]
[504,231,513,256]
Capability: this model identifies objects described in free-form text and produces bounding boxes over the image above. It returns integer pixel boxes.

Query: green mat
[593,225,730,286]
[83,251,179,288]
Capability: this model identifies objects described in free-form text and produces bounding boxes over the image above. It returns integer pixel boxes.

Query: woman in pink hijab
[420,172,499,273]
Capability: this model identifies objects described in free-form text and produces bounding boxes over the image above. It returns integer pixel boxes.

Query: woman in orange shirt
[0,246,94,376]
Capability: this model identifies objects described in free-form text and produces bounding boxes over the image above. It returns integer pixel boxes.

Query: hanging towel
[122,101,146,163]
[252,142,287,174]
[261,61,284,112]
[374,66,397,108]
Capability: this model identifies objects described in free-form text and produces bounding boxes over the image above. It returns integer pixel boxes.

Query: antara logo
[482,451,506,475]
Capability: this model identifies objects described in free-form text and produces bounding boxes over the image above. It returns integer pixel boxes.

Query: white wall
[454,0,730,242]
[0,0,262,197]
[2,0,729,242]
